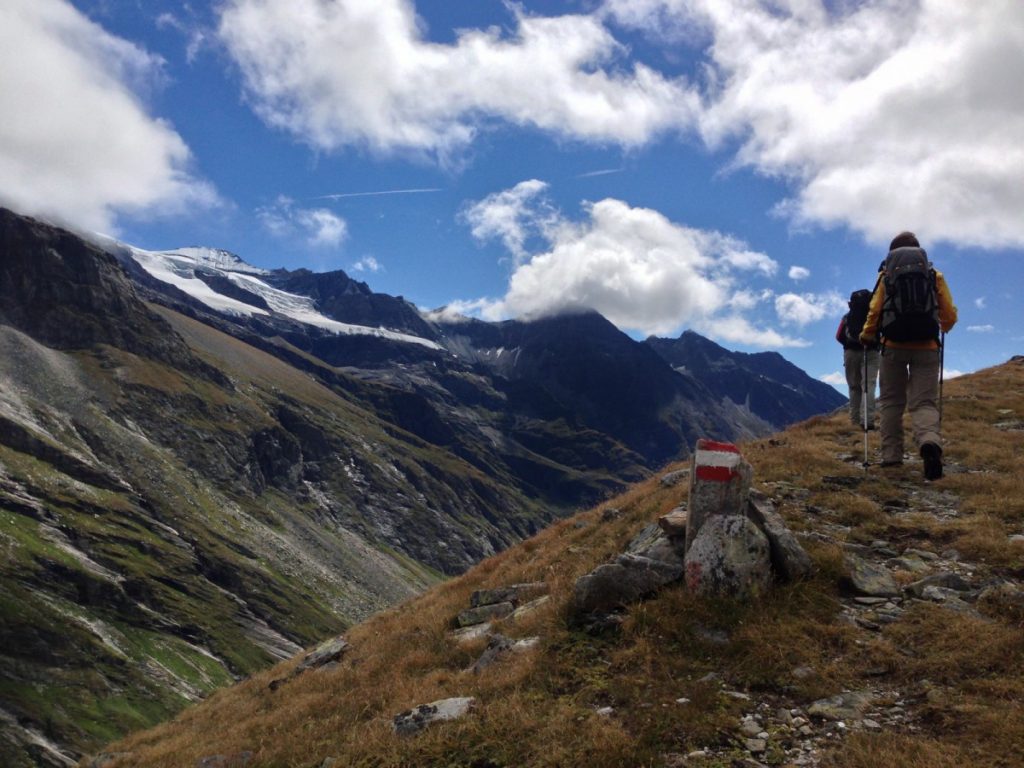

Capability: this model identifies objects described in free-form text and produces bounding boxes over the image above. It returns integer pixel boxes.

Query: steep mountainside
[0,212,545,766]
[646,330,845,428]
[0,208,845,765]
[97,358,1024,768]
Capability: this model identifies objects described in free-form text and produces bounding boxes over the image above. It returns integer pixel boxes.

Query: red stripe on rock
[695,465,739,482]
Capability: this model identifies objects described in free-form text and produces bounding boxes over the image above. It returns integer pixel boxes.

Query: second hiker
[859,231,957,480]
[836,288,879,429]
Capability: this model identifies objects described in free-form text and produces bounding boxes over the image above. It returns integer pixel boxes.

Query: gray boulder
[745,493,813,581]
[684,515,771,598]
[841,555,899,597]
[393,697,476,736]
[573,544,684,622]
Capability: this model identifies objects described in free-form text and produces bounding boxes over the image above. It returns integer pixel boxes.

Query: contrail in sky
[575,168,623,178]
[314,188,443,200]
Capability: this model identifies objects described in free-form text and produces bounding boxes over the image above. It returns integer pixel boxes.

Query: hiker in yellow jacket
[859,232,957,479]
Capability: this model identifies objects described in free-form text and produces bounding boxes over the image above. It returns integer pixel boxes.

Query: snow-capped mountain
[123,245,443,350]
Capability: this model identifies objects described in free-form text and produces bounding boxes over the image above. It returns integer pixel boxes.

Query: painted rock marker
[684,439,753,555]
[684,439,772,598]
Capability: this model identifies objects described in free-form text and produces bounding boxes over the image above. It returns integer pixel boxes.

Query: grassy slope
[98,358,1024,767]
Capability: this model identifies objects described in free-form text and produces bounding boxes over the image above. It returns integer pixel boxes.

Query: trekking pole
[862,345,869,469]
[939,331,946,432]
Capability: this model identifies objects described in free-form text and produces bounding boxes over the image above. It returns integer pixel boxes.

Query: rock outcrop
[570,439,812,625]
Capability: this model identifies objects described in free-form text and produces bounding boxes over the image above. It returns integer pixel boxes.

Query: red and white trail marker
[693,440,743,483]
[684,439,753,555]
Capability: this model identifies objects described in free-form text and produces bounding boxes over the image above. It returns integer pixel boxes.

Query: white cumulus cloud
[774,291,847,327]
[605,0,1024,250]
[217,0,699,160]
[966,324,995,333]
[789,266,810,281]
[0,0,216,233]
[461,183,807,347]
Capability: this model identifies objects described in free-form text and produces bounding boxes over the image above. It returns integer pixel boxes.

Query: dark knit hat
[889,231,920,250]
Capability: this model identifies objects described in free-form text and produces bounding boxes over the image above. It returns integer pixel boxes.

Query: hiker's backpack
[880,246,939,342]
[844,289,873,346]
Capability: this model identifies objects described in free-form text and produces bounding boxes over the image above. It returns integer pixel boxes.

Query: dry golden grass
[97,359,1024,767]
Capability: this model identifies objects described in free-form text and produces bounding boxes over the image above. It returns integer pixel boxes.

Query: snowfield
[127,246,443,350]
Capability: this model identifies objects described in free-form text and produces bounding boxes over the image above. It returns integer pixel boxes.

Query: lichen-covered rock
[393,697,476,736]
[684,515,771,598]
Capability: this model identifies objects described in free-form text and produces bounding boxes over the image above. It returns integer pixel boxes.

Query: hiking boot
[921,442,943,480]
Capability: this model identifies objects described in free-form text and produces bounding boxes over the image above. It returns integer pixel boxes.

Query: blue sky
[2,0,1022,388]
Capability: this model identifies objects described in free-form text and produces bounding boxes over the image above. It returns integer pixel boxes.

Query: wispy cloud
[314,188,442,200]
[820,371,846,388]
[967,324,995,333]
[257,195,347,247]
[351,256,382,273]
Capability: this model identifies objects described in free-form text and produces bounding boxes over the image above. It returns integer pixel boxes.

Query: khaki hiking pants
[844,348,880,427]
[878,347,942,463]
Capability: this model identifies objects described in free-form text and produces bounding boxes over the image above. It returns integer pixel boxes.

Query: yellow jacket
[859,269,957,350]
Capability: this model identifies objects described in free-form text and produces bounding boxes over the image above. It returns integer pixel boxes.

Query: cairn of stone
[569,439,812,625]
